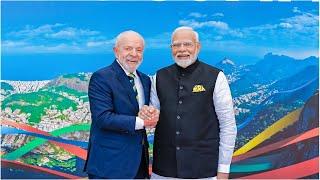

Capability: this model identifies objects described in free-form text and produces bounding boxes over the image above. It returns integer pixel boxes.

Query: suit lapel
[111,60,139,112]
[137,71,149,105]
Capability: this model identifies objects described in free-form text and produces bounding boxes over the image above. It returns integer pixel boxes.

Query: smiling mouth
[127,59,138,63]
[177,54,190,59]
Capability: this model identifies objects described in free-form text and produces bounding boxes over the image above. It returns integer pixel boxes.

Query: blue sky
[1,1,319,80]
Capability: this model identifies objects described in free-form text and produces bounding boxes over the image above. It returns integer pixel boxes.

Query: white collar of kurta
[116,59,138,78]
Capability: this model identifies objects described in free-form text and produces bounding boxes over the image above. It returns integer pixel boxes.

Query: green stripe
[230,163,272,173]
[3,124,91,160]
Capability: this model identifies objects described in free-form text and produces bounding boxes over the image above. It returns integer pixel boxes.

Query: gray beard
[118,57,142,73]
[174,55,197,68]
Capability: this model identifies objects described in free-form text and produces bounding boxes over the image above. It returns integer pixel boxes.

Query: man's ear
[113,47,118,58]
[197,42,201,51]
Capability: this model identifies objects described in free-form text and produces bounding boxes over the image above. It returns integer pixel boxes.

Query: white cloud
[228,29,244,38]
[179,19,229,30]
[178,18,245,39]
[241,10,318,35]
[281,12,318,31]
[86,39,115,47]
[212,13,224,17]
[3,23,110,54]
[245,10,318,33]
[189,12,207,18]
[7,24,100,40]
[293,7,302,14]
[2,41,113,54]
[236,9,318,45]
[243,24,277,32]
[2,40,27,47]
[279,22,293,29]
[48,27,100,39]
[49,29,76,39]
[8,23,64,37]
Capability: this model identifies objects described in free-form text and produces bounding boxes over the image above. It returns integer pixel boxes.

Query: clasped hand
[138,105,159,128]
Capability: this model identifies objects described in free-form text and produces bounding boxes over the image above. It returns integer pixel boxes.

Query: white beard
[118,56,142,73]
[174,52,198,68]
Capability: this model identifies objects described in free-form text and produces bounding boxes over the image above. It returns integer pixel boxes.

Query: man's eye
[125,47,132,51]
[172,43,181,48]
[184,42,193,47]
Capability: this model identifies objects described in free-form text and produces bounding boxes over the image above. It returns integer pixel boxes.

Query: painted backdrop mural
[1,1,319,179]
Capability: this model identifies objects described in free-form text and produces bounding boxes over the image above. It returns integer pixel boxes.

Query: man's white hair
[171,26,199,43]
[115,30,145,47]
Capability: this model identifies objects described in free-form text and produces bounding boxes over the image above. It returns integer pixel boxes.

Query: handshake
[138,105,160,128]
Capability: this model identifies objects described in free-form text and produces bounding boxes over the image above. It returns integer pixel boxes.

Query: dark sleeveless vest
[152,60,221,178]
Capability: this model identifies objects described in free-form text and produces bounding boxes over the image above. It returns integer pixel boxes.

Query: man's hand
[217,172,229,179]
[138,105,159,128]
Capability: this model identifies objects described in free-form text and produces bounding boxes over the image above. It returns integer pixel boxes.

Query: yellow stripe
[233,108,302,156]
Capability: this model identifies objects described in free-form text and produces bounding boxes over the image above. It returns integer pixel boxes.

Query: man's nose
[130,49,138,56]
[177,45,187,52]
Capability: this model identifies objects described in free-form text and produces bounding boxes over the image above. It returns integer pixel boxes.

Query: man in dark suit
[140,27,237,179]
[84,30,159,179]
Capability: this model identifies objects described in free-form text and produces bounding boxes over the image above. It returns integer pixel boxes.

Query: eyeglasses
[171,41,197,49]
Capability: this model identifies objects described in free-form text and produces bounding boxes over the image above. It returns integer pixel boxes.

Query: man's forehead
[172,40,193,44]
[173,30,196,40]
[118,36,144,46]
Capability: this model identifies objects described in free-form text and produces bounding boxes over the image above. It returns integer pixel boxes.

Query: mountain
[1,73,91,125]
[235,71,318,149]
[254,53,317,80]
[233,64,318,119]
[46,72,91,92]
[215,57,236,75]
[230,53,318,96]
[215,57,250,83]
[1,90,78,124]
[268,65,318,92]
[230,54,318,124]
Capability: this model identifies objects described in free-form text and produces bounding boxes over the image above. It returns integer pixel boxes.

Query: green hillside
[1,91,77,124]
[43,85,89,102]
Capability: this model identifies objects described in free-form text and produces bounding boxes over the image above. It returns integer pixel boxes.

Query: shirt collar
[116,59,138,77]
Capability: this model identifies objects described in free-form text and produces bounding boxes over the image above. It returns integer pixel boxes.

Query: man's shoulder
[157,64,176,74]
[198,60,222,74]
[91,65,114,81]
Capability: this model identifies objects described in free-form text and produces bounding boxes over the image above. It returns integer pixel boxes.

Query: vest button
[176,146,180,150]
[179,86,183,90]
[179,100,182,104]
[177,115,180,119]
[176,131,180,135]
[181,73,185,76]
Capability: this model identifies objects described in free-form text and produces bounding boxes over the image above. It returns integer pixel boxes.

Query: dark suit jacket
[84,60,151,178]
